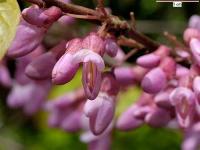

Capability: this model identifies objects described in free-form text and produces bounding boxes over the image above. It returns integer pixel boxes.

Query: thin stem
[118,36,143,49]
[43,0,98,15]
[64,13,99,20]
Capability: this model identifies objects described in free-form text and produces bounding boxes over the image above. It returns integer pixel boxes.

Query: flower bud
[23,81,51,115]
[7,83,33,108]
[85,93,115,135]
[188,15,200,30]
[141,68,167,94]
[25,52,56,80]
[7,80,51,115]
[101,73,119,96]
[60,111,81,132]
[7,19,46,58]
[136,53,160,68]
[154,90,173,109]
[104,38,119,57]
[132,106,152,119]
[22,6,62,27]
[160,57,176,79]
[145,107,171,127]
[116,106,143,131]
[25,41,66,80]
[113,67,136,86]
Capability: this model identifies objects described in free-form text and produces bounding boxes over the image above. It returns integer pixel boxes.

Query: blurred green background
[0,0,199,149]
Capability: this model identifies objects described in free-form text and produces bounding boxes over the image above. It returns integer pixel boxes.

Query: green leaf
[0,0,20,59]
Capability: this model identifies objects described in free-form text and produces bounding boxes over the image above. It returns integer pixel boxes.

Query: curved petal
[73,49,105,71]
[52,53,79,84]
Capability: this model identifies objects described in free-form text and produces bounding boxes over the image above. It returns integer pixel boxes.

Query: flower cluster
[1,1,200,149]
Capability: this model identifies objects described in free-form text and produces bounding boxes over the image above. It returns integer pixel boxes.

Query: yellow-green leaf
[0,0,20,59]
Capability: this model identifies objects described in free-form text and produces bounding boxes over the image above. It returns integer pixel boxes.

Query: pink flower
[7,80,51,115]
[170,87,196,128]
[84,73,119,135]
[52,33,105,100]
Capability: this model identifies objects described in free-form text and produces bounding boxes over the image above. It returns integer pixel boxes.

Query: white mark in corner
[173,1,182,7]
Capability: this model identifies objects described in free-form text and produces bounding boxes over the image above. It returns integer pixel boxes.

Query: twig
[130,12,136,29]
[164,31,187,50]
[25,0,160,51]
[118,36,143,49]
[43,0,98,15]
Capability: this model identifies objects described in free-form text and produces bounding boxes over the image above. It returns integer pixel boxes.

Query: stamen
[177,97,190,119]
[86,61,97,92]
